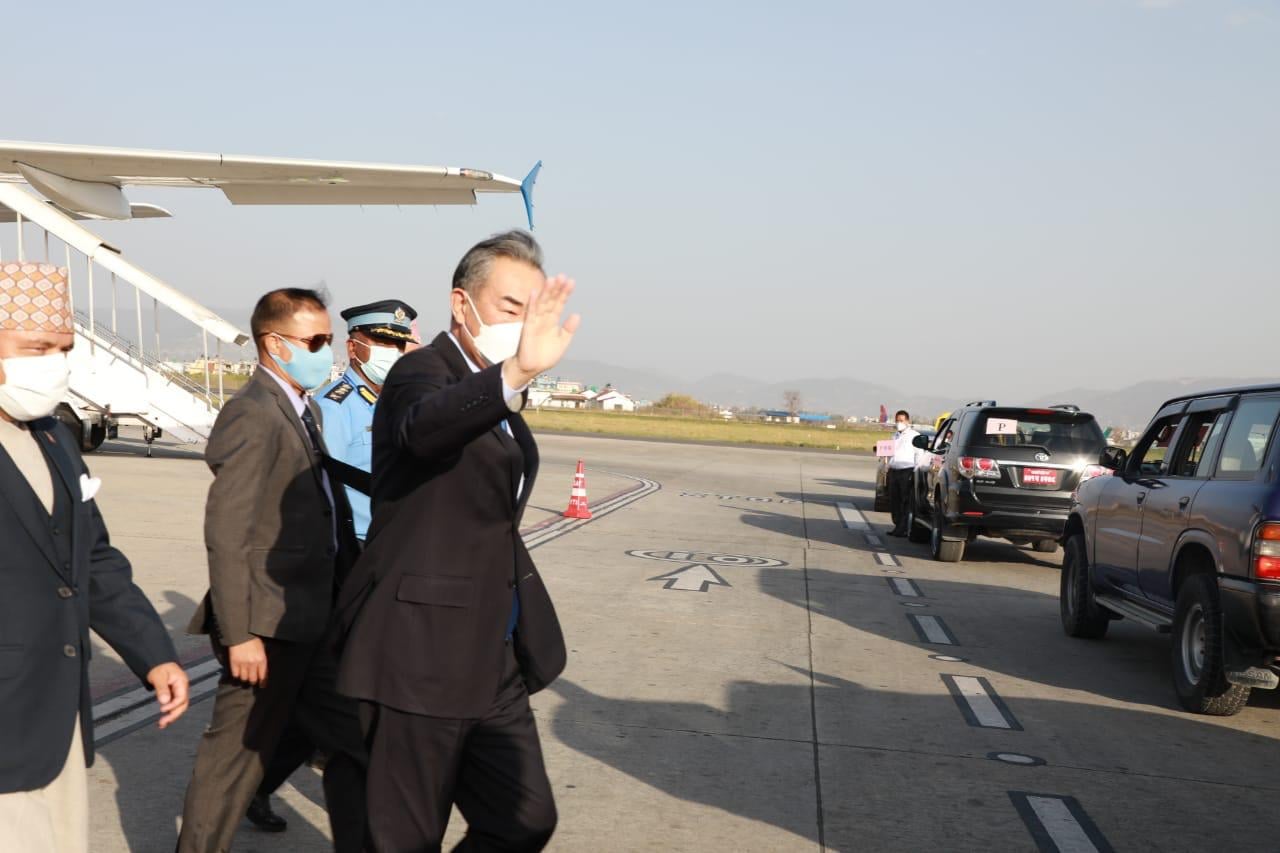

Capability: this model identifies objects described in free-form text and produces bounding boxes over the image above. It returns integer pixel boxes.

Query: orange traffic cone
[563,460,593,519]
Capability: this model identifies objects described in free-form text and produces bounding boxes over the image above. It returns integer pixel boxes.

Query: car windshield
[969,411,1104,456]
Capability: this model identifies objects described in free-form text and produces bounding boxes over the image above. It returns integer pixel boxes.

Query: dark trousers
[888,467,914,532]
[176,634,368,853]
[256,719,315,797]
[363,644,557,852]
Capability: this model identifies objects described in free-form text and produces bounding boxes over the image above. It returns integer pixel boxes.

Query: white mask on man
[896,421,909,432]
[0,352,70,421]
[354,340,401,386]
[462,291,523,365]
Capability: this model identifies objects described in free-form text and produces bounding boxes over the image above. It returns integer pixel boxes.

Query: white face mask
[0,352,70,421]
[896,421,909,432]
[462,291,523,365]
[354,340,401,386]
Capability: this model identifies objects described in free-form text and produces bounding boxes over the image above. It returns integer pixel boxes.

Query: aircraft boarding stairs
[68,309,225,446]
[0,183,249,453]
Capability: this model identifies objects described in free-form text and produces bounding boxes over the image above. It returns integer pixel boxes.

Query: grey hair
[451,230,544,293]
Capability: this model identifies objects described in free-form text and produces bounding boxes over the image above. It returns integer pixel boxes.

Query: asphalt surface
[82,431,1280,851]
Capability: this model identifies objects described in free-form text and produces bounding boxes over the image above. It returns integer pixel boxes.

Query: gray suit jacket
[189,368,356,646]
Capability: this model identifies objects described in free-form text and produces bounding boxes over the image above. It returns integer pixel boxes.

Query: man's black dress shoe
[247,794,288,832]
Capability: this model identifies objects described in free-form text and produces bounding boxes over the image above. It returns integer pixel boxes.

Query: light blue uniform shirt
[314,366,377,540]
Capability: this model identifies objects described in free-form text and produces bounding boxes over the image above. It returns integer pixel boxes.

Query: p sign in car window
[986,418,1019,436]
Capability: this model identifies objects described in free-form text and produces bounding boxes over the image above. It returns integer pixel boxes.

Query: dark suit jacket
[336,332,566,718]
[189,368,359,646]
[0,419,176,793]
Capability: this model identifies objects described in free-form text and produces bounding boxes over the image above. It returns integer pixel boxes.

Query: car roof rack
[1048,403,1081,412]
[962,399,998,408]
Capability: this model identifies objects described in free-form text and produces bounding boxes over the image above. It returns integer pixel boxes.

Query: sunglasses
[269,331,334,353]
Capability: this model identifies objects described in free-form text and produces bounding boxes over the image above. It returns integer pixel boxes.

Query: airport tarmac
[84,431,1280,851]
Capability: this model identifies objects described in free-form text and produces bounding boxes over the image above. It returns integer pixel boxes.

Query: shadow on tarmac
[813,477,877,492]
[94,436,205,461]
[548,676,827,845]
[546,670,1280,850]
[740,503,1061,569]
[764,566,1280,715]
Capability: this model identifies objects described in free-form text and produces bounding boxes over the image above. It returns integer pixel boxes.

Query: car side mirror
[912,435,930,449]
[1100,446,1127,471]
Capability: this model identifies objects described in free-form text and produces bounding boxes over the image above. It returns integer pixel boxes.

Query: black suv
[907,401,1108,562]
[1061,385,1280,715]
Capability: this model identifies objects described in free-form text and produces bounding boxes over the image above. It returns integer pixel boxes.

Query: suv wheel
[1060,534,1108,639]
[1033,539,1059,555]
[930,517,965,562]
[1172,575,1250,716]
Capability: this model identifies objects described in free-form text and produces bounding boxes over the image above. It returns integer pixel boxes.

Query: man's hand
[503,275,580,390]
[146,662,190,729]
[228,636,269,687]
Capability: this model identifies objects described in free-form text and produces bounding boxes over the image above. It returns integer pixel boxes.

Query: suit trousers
[363,643,557,852]
[177,634,367,853]
[888,467,914,531]
[0,714,87,853]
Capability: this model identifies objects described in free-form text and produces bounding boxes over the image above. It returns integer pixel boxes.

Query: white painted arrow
[648,563,731,592]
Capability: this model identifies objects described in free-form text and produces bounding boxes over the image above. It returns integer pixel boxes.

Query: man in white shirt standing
[887,409,922,537]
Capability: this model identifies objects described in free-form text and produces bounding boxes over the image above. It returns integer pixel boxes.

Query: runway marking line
[864,534,883,547]
[874,552,900,567]
[907,613,958,645]
[93,657,223,747]
[1009,791,1113,853]
[523,471,660,550]
[941,674,1023,731]
[886,577,922,598]
[834,502,869,532]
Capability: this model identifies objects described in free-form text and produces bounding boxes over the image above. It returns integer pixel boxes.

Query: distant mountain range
[1032,378,1280,430]
[551,359,1280,429]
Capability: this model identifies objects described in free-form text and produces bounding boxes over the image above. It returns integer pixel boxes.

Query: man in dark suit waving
[0,262,188,852]
[337,231,579,851]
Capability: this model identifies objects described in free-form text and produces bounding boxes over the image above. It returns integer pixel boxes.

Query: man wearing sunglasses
[177,288,367,853]
[244,298,417,834]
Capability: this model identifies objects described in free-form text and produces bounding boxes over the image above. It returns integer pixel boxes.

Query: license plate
[1022,468,1059,486]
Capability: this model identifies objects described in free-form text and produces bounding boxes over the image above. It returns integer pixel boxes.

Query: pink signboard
[875,439,896,458]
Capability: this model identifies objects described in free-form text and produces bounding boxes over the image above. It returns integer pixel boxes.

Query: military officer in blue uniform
[243,299,416,834]
[315,299,418,543]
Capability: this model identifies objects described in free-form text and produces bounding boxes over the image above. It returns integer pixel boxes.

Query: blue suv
[1061,385,1280,715]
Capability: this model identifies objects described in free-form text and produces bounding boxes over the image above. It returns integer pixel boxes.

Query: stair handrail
[0,183,249,347]
[73,309,221,406]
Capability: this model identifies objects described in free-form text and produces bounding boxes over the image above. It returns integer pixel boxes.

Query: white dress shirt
[447,332,528,499]
[889,427,925,470]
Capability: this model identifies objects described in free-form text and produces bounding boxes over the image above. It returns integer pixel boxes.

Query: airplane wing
[0,141,541,226]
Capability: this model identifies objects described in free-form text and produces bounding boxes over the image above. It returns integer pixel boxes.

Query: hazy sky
[5,0,1278,400]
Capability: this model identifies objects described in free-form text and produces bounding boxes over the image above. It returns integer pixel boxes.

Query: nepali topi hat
[0,262,72,334]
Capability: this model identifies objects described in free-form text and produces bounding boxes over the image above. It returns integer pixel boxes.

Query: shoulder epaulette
[357,386,378,405]
[324,381,354,403]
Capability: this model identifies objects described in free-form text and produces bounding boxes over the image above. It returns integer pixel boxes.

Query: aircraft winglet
[520,160,542,229]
